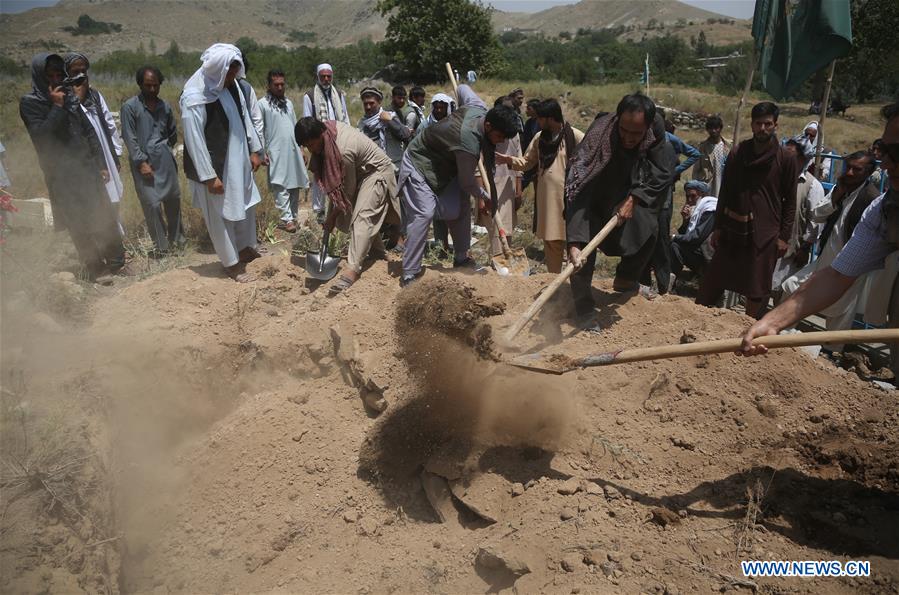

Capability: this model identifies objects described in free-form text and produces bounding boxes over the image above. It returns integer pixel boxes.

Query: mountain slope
[0,0,748,62]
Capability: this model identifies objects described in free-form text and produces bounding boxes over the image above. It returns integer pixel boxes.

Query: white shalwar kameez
[181,44,262,268]
[81,92,125,234]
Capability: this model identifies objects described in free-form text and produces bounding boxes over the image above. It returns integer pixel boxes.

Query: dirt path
[2,252,897,593]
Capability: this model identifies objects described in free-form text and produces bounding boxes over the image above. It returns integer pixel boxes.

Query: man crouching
[294,117,399,295]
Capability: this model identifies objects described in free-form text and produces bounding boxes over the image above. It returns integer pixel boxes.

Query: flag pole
[645,53,650,98]
[813,60,837,178]
[732,47,758,145]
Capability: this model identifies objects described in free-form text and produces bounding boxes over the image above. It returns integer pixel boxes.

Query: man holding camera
[19,52,127,282]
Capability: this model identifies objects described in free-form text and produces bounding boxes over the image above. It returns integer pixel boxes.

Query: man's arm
[247,86,266,150]
[302,93,314,118]
[98,92,123,156]
[385,114,412,142]
[739,266,856,354]
[628,136,676,209]
[500,133,539,172]
[811,187,838,222]
[164,103,178,147]
[677,140,701,175]
[19,98,68,144]
[778,158,799,244]
[454,150,490,204]
[456,85,487,110]
[674,210,714,246]
[339,92,350,125]
[120,102,149,167]
[801,181,828,244]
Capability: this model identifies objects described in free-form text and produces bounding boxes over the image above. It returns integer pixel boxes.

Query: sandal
[226,264,256,283]
[328,274,355,296]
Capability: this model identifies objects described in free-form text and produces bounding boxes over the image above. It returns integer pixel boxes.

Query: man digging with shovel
[294,117,399,295]
[565,94,675,326]
[398,84,520,287]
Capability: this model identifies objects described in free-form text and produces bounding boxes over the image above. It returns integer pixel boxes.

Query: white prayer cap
[431,92,453,106]
[316,63,333,74]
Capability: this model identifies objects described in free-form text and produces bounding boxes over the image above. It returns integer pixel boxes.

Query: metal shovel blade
[305,227,340,281]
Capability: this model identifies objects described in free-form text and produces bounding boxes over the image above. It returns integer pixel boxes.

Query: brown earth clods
[1,253,898,594]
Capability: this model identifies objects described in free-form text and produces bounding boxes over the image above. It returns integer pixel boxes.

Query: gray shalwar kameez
[398,85,495,278]
[121,93,185,251]
[259,94,309,223]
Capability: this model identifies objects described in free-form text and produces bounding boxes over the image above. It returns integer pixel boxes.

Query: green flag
[752,0,852,100]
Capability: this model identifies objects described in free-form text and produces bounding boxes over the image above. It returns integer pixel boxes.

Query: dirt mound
[360,276,577,498]
[3,254,898,594]
[395,275,505,361]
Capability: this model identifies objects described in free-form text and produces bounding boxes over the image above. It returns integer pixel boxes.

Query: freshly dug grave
[1,253,897,594]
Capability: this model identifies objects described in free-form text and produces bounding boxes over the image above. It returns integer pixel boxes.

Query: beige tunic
[509,127,585,242]
[332,123,399,272]
[486,135,522,256]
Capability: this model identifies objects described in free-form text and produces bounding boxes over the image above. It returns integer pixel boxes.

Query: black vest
[817,180,880,253]
[183,84,250,183]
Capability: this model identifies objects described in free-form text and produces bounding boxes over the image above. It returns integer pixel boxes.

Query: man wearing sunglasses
[741,102,899,380]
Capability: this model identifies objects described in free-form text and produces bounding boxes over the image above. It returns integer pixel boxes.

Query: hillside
[0,0,749,62]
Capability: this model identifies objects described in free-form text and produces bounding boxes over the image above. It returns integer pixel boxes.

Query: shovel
[444,61,529,278]
[305,207,340,281]
[508,329,899,374]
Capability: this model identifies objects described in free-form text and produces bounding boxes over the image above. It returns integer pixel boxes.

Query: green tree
[377,0,502,82]
[695,30,710,57]
[836,0,899,102]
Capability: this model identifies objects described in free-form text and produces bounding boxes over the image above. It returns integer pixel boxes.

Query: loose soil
[2,252,898,594]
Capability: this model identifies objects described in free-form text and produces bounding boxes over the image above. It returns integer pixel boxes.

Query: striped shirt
[831,194,894,277]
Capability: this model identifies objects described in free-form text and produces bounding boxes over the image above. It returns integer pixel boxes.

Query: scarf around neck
[312,84,346,122]
[360,107,387,150]
[687,195,718,233]
[564,113,656,205]
[266,92,288,113]
[538,122,575,171]
[309,121,351,214]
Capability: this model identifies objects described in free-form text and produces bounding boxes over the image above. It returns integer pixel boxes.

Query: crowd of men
[17,43,899,377]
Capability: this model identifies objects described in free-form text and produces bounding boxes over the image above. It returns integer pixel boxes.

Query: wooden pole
[645,53,650,98]
[732,48,758,146]
[813,60,837,179]
[512,329,899,374]
[444,62,515,262]
[581,328,899,367]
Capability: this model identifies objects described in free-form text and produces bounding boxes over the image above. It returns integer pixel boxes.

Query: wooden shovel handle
[445,62,512,260]
[579,329,899,367]
[504,215,619,342]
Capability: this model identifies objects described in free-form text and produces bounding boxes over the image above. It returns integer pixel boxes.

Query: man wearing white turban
[181,43,265,283]
[303,63,350,218]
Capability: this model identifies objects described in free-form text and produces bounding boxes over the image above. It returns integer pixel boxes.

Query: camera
[61,73,87,87]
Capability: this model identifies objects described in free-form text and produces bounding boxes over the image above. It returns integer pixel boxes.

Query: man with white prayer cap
[418,92,455,133]
[181,43,265,283]
[303,63,350,218]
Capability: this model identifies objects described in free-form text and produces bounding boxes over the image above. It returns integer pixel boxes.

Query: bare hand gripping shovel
[508,329,899,374]
[305,206,340,281]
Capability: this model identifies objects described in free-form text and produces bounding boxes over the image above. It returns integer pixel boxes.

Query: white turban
[431,92,454,110]
[316,63,333,74]
[182,43,244,108]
